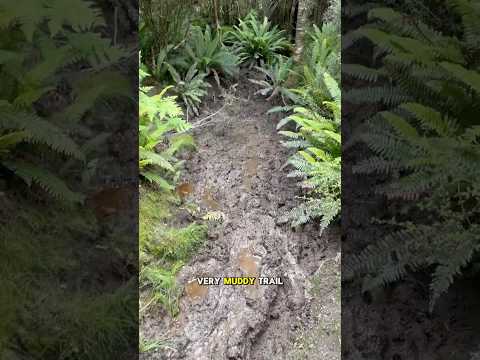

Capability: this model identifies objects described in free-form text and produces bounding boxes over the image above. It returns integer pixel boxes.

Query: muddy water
[238,248,261,277]
[185,280,208,301]
[176,182,193,198]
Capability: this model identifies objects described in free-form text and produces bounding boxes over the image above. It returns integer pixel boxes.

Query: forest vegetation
[138,0,341,353]
[344,0,480,314]
[0,1,137,358]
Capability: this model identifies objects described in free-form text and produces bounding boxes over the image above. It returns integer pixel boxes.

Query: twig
[187,103,228,131]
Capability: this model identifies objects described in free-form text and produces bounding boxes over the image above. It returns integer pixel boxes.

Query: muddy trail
[142,74,340,360]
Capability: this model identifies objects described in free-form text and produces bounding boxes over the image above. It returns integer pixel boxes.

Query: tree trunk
[213,0,220,30]
[293,0,310,63]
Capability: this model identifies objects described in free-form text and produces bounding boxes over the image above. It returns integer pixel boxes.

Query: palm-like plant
[227,11,291,66]
[249,57,297,104]
[166,63,211,117]
[183,26,239,79]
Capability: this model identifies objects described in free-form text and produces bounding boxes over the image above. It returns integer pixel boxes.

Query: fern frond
[0,106,84,160]
[4,160,84,203]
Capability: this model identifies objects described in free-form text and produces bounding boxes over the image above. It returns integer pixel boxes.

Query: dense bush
[139,62,194,190]
[182,25,240,79]
[0,1,128,204]
[262,21,341,230]
[278,73,341,231]
[227,11,291,66]
[344,1,480,310]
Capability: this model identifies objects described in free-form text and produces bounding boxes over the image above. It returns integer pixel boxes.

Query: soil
[140,71,340,360]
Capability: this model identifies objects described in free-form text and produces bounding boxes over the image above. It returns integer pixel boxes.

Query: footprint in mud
[185,280,208,302]
[237,248,262,299]
[238,248,261,278]
[243,158,258,191]
[201,189,221,210]
[176,182,194,198]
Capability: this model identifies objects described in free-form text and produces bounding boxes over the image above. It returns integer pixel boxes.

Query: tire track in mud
[142,84,339,360]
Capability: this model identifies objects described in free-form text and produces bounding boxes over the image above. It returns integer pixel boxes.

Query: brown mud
[140,73,340,360]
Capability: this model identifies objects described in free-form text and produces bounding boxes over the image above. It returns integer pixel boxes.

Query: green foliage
[182,25,240,79]
[139,337,167,353]
[167,63,211,116]
[0,0,128,203]
[143,44,176,83]
[0,201,137,359]
[140,0,194,58]
[0,3,135,358]
[227,11,291,66]
[266,19,341,230]
[139,188,207,317]
[140,219,206,316]
[139,65,195,190]
[344,1,480,311]
[140,263,183,317]
[249,57,297,104]
[153,223,208,261]
[278,74,341,231]
[295,23,341,110]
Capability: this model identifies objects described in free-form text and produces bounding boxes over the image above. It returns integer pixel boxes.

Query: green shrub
[249,57,297,104]
[344,2,480,311]
[227,11,291,66]
[167,63,211,116]
[295,23,340,111]
[139,63,195,190]
[182,25,240,79]
[139,187,207,317]
[278,73,341,230]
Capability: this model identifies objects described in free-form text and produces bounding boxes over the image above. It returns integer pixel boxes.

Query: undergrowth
[344,0,480,311]
[139,188,207,317]
[139,53,207,319]
[0,200,137,359]
[0,2,136,358]
[259,18,341,231]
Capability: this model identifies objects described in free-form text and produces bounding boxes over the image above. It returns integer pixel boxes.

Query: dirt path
[142,77,340,360]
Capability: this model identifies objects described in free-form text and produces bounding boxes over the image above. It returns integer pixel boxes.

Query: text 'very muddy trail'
[142,78,340,360]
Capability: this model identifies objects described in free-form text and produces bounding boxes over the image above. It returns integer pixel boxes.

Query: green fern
[0,0,129,203]
[279,73,341,231]
[139,66,195,190]
[344,1,480,310]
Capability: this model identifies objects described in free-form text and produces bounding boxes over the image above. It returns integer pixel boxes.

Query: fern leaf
[4,160,84,203]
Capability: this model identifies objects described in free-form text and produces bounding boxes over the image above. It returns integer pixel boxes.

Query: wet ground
[140,73,340,360]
